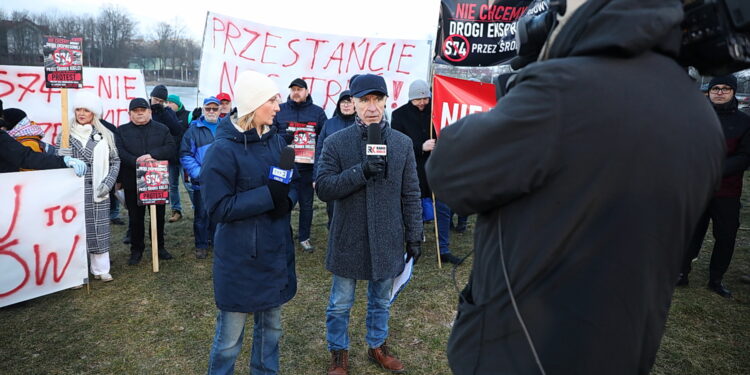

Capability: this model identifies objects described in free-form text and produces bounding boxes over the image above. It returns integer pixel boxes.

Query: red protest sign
[289,122,317,164]
[137,161,170,206]
[431,74,496,137]
[42,36,83,89]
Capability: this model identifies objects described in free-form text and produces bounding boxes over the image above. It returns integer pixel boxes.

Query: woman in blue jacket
[202,71,297,375]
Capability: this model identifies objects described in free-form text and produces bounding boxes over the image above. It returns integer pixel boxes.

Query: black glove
[406,241,421,265]
[150,103,164,114]
[267,180,290,219]
[361,157,386,179]
[191,107,203,120]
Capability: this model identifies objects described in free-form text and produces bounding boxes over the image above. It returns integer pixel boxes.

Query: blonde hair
[234,112,255,131]
[70,113,117,156]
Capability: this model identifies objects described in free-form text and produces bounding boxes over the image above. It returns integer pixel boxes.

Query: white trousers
[89,252,110,275]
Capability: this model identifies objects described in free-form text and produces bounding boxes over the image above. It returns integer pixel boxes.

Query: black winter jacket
[115,120,176,190]
[713,98,750,197]
[427,0,725,374]
[0,130,66,173]
[391,101,433,198]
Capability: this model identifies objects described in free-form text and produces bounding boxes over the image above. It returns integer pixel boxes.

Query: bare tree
[97,5,136,67]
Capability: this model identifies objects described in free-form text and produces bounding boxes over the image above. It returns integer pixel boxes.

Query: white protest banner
[0,65,148,143]
[199,12,433,116]
[0,169,88,308]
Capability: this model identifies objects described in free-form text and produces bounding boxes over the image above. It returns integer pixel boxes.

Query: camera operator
[426,0,726,374]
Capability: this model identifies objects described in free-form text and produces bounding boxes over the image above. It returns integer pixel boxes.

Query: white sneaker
[100,273,113,282]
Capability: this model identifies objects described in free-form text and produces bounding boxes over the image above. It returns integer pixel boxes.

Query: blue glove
[63,156,87,177]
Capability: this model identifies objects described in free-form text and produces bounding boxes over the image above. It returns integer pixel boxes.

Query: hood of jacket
[546,0,683,60]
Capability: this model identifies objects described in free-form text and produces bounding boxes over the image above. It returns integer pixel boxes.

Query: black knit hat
[2,108,27,130]
[150,84,168,100]
[709,75,737,92]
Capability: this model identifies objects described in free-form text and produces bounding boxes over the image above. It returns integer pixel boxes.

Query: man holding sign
[115,98,176,265]
[273,78,327,253]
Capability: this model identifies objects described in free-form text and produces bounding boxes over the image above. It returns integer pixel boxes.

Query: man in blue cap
[180,96,222,259]
[315,74,422,375]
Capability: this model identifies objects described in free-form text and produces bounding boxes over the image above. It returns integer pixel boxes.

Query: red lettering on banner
[124,76,136,99]
[38,80,61,103]
[368,42,387,72]
[17,73,40,101]
[43,205,77,226]
[306,38,330,70]
[0,70,14,97]
[347,39,369,72]
[44,205,61,226]
[212,17,225,49]
[34,235,80,285]
[223,21,242,55]
[455,3,477,19]
[387,43,397,72]
[396,44,415,75]
[238,28,260,61]
[284,39,301,67]
[325,79,343,111]
[219,61,238,98]
[261,32,281,65]
[391,80,404,109]
[323,43,345,74]
[0,185,29,298]
[99,75,112,98]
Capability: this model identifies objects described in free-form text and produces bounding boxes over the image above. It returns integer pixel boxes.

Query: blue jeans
[192,188,215,248]
[326,275,393,351]
[294,167,314,241]
[435,199,452,254]
[207,307,282,375]
[425,198,452,254]
[169,163,183,213]
[109,191,120,219]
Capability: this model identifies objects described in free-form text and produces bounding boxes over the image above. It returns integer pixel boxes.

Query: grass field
[1,189,749,374]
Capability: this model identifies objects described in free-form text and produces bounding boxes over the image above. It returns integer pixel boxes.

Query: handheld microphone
[366,123,388,179]
[269,146,295,184]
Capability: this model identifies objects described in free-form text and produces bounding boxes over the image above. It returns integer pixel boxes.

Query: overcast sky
[3,0,440,41]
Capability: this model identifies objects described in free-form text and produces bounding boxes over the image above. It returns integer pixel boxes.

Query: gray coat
[316,123,422,281]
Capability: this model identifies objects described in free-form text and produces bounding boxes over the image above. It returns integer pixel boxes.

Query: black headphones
[510,0,567,70]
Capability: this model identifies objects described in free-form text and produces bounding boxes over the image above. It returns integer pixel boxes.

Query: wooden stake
[429,74,442,269]
[60,88,70,149]
[150,205,159,272]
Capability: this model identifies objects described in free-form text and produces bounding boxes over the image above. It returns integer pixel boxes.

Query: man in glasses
[180,97,222,259]
[678,75,750,298]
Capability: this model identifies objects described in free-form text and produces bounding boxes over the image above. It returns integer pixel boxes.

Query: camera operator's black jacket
[426,0,725,374]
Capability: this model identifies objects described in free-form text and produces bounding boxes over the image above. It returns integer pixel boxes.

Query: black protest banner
[435,0,545,67]
[42,35,83,88]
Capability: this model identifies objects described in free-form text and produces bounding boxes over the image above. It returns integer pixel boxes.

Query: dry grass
[1,189,748,374]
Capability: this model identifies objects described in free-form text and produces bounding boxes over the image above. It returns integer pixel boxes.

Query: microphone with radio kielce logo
[364,123,387,180]
[267,146,295,219]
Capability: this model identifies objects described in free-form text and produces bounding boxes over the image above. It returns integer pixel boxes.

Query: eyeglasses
[204,107,220,112]
[710,87,733,94]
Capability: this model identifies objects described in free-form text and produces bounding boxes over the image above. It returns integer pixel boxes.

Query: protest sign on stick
[431,74,496,137]
[137,161,170,273]
[0,169,88,308]
[43,35,84,149]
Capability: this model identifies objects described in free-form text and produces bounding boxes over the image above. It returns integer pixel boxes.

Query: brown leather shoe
[168,210,182,223]
[327,350,348,375]
[367,342,404,373]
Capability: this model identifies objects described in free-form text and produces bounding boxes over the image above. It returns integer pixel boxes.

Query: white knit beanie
[235,71,279,118]
[72,90,103,117]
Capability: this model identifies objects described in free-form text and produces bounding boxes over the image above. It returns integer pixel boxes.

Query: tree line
[0,6,201,81]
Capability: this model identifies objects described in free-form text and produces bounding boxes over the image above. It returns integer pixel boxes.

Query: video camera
[679,0,750,75]
[512,0,750,75]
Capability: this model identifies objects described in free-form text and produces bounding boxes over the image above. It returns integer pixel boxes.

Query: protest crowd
[2,0,750,374]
